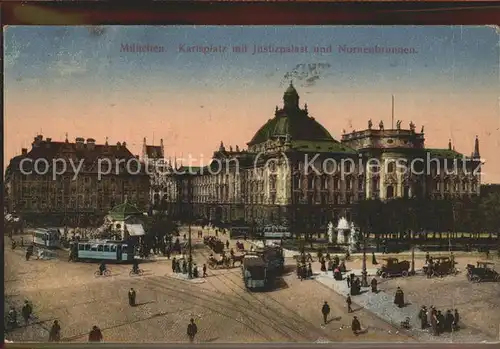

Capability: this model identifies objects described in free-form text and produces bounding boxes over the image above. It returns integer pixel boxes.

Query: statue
[368,119,373,129]
[327,222,334,243]
[342,129,346,134]
[396,120,401,129]
[409,121,415,132]
[348,222,360,253]
[420,125,424,133]
[235,145,240,152]
[229,145,233,152]
[379,121,384,130]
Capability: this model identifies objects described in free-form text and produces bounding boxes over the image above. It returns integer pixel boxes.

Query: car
[376,257,410,278]
[466,261,500,283]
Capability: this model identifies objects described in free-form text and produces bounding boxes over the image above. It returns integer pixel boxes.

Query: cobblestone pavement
[312,255,499,343]
[5,234,410,343]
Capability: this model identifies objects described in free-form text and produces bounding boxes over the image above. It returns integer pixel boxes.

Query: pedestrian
[370,278,378,293]
[445,310,454,332]
[346,295,353,313]
[48,320,61,342]
[128,288,136,307]
[346,275,351,288]
[394,287,405,308]
[226,240,230,250]
[351,316,361,335]
[203,263,207,277]
[453,309,460,329]
[21,300,32,326]
[187,318,198,343]
[88,325,103,342]
[371,252,378,265]
[418,306,428,329]
[321,301,330,324]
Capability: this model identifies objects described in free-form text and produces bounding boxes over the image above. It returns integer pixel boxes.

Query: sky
[4,25,500,183]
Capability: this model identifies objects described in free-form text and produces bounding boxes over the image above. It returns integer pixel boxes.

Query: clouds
[51,51,88,77]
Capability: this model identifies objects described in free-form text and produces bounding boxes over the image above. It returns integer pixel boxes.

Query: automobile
[466,261,500,283]
[376,257,410,278]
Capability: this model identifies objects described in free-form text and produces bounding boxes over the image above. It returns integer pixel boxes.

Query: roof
[145,145,163,159]
[109,201,143,221]
[125,223,145,236]
[290,140,357,154]
[5,136,138,176]
[477,261,495,265]
[248,86,341,147]
[426,148,464,159]
[243,257,267,267]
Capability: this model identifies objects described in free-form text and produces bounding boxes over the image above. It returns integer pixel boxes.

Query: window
[386,185,394,199]
[104,245,110,252]
[97,245,104,252]
[110,245,117,252]
[84,244,91,251]
[78,244,84,250]
[90,245,98,252]
[387,162,395,173]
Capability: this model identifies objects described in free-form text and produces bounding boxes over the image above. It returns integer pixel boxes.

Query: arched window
[386,185,394,199]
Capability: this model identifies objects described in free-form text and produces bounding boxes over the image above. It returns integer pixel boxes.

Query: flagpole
[391,95,395,129]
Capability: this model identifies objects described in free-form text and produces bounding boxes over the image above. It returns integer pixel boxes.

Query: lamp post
[411,243,415,275]
[361,231,369,287]
[187,175,193,279]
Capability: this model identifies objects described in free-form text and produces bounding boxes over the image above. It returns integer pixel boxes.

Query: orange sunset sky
[4,26,500,183]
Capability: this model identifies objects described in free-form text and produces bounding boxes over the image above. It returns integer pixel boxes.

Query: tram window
[122,244,128,251]
[110,245,117,252]
[78,244,84,250]
[103,245,110,252]
[97,245,104,252]
[84,244,90,250]
[90,245,98,252]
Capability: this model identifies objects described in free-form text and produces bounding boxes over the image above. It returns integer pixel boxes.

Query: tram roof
[243,257,266,267]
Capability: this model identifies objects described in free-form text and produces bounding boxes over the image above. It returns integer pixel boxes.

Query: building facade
[168,84,482,232]
[4,135,150,226]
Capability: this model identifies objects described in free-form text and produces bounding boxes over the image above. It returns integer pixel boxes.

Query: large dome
[248,84,336,145]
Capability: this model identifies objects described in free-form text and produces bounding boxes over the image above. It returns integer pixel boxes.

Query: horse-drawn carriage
[236,241,245,251]
[376,257,410,278]
[207,254,231,269]
[466,261,500,283]
[230,249,246,266]
[423,256,458,277]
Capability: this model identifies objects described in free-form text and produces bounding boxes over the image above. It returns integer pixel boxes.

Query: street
[4,231,410,343]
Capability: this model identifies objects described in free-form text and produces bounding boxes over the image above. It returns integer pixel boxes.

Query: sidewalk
[314,270,492,343]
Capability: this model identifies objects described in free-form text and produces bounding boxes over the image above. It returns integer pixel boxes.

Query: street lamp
[361,231,369,287]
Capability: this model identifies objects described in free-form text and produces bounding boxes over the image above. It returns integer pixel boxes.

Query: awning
[126,224,145,236]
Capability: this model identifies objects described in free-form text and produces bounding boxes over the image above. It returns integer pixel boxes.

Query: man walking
[321,301,330,324]
[346,295,353,313]
[187,318,198,343]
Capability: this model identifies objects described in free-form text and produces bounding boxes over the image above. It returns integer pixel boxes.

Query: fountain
[335,217,360,252]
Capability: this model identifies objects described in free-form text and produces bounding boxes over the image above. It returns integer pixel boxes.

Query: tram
[70,240,135,262]
[32,228,61,248]
[242,255,268,291]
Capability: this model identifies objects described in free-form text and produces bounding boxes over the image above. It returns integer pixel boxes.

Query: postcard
[4,25,500,344]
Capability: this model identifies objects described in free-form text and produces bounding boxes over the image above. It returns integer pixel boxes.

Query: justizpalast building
[161,84,482,232]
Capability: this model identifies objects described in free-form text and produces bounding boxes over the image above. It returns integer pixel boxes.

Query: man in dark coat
[88,325,103,342]
[320,259,326,273]
[430,309,439,336]
[187,318,198,342]
[445,310,454,332]
[128,288,136,307]
[321,301,330,324]
[203,264,207,277]
[21,300,32,326]
[418,306,428,329]
[370,278,378,293]
[351,316,361,335]
[453,309,460,329]
[394,287,405,308]
[49,320,61,342]
[346,275,351,288]
[346,295,353,313]
[172,257,177,273]
[437,310,445,334]
[372,252,378,265]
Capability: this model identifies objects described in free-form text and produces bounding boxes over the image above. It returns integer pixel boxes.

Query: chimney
[116,142,121,149]
[122,141,127,148]
[21,148,28,155]
[86,138,96,150]
[75,137,85,149]
[448,139,452,150]
[32,135,43,148]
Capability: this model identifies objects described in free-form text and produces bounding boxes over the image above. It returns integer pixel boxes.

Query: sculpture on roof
[235,145,240,152]
[420,125,424,133]
[379,121,384,130]
[368,119,373,130]
[396,120,402,130]
[409,121,415,132]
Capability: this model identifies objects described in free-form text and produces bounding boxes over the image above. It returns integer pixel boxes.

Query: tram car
[241,255,268,291]
[260,245,285,274]
[69,240,135,262]
[32,228,61,248]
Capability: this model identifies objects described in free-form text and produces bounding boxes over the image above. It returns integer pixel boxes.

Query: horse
[230,253,246,267]
[208,256,230,269]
